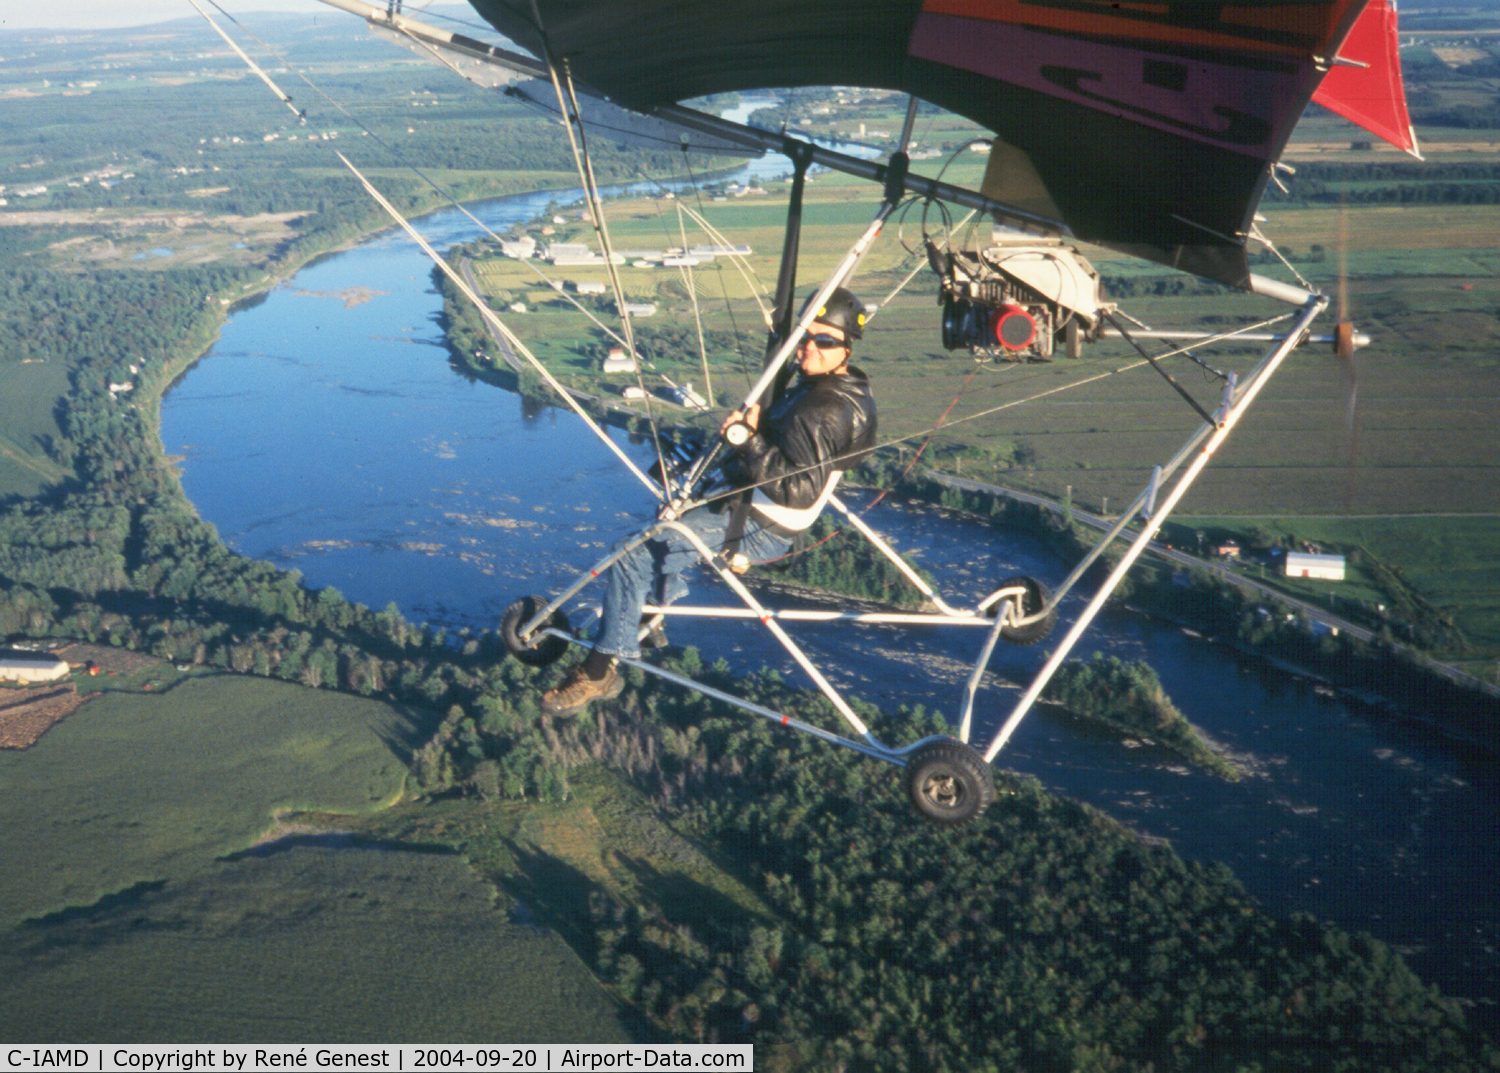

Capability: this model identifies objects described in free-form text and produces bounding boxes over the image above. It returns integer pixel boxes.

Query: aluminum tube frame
[980,293,1327,764]
[958,612,1012,744]
[826,493,970,618]
[1100,327,1369,348]
[641,604,990,627]
[652,521,877,743]
[826,494,1044,630]
[538,626,956,766]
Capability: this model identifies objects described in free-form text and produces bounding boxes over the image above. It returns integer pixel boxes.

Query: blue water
[160,173,1500,1030]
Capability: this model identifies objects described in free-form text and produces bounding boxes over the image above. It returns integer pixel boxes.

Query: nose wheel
[905,739,995,826]
[995,574,1056,645]
[500,595,571,666]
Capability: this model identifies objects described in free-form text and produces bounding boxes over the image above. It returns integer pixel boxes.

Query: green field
[0,841,631,1043]
[0,359,72,498]
[0,674,426,927]
[464,165,1500,669]
[0,671,634,1042]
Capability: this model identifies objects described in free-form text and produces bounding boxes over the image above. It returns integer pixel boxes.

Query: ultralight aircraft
[206,0,1418,824]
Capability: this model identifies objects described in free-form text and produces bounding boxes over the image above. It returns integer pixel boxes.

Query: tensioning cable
[188,1,667,499]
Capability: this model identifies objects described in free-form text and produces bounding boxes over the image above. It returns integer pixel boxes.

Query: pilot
[541,287,878,716]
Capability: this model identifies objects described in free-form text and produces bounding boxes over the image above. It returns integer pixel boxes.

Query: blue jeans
[593,506,791,659]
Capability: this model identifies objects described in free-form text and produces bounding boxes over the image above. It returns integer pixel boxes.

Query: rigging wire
[187,0,304,121]
[675,148,764,400]
[1248,221,1316,294]
[187,0,674,499]
[540,53,673,493]
[337,151,665,498]
[673,201,716,406]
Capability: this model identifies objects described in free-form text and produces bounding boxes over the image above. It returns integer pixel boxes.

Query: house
[498,236,536,259]
[1284,552,1345,581]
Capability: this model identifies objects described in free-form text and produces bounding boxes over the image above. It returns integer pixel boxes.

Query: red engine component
[990,304,1037,350]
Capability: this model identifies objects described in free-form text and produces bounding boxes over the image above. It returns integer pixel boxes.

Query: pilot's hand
[720,403,760,445]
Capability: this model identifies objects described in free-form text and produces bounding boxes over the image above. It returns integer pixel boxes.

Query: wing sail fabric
[1312,0,1421,158]
[467,0,1405,288]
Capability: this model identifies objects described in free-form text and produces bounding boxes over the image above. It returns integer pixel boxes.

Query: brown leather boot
[541,663,622,716]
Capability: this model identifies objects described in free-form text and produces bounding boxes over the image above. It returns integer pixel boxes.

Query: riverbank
[911,471,1500,747]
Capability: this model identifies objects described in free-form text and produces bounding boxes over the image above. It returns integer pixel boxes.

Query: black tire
[1064,316,1082,360]
[500,595,570,666]
[905,740,995,827]
[993,575,1056,645]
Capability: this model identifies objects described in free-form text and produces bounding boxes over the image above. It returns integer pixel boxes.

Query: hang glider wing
[1312,0,1421,158]
[466,0,1408,288]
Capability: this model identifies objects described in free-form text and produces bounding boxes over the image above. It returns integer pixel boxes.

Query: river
[158,147,1499,1033]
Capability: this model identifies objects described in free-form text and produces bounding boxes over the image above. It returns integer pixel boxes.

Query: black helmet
[801,286,866,341]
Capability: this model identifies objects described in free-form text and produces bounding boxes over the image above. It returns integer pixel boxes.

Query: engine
[932,232,1110,361]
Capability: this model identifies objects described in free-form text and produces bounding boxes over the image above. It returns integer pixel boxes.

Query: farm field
[0,664,633,1042]
[0,671,428,927]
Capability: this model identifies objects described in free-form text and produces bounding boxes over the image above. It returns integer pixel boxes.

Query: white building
[573,281,607,295]
[602,347,637,373]
[0,650,69,684]
[498,235,536,259]
[670,383,708,408]
[1285,552,1346,581]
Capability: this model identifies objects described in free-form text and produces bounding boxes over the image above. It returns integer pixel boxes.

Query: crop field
[0,358,73,499]
[475,180,1500,509]
[0,673,428,927]
[0,666,635,1041]
[0,841,631,1043]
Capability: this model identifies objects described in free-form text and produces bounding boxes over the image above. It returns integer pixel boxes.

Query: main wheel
[993,575,1057,645]
[905,740,995,827]
[1064,315,1083,360]
[500,595,570,666]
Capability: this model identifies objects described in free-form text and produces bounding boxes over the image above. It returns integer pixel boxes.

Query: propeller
[1334,199,1361,509]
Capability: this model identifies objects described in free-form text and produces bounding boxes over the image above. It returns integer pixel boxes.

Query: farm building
[1285,552,1346,581]
[0,649,70,684]
[602,347,637,373]
[668,382,708,408]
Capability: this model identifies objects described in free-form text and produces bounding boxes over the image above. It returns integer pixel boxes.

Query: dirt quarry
[0,208,303,270]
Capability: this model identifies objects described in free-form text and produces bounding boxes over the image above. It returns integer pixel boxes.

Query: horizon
[0,0,472,33]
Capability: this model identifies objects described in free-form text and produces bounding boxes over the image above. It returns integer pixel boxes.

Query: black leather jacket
[727,365,877,512]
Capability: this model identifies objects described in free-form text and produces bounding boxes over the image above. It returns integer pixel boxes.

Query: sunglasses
[802,332,848,350]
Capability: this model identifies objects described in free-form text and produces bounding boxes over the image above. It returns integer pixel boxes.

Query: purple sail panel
[909,11,1306,161]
